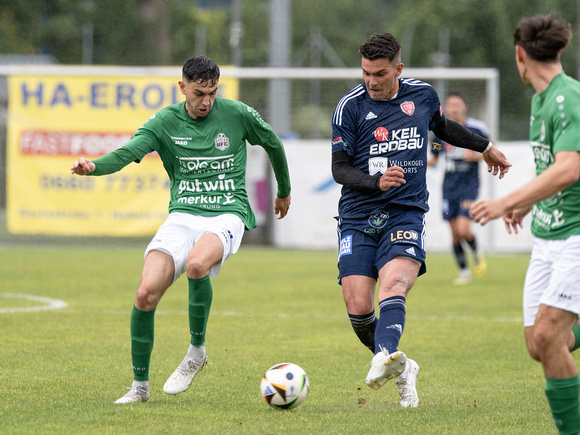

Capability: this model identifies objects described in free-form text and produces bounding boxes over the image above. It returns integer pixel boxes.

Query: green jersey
[90,98,291,229]
[529,72,580,239]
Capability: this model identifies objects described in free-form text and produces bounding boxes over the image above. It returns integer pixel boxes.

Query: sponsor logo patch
[339,235,353,258]
[368,212,389,229]
[369,157,388,175]
[374,127,389,142]
[401,101,415,116]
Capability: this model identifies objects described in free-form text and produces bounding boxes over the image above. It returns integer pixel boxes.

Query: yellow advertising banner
[7,70,238,236]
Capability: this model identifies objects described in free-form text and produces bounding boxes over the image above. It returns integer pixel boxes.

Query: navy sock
[374,296,406,354]
[465,235,478,253]
[348,311,377,353]
[453,243,467,269]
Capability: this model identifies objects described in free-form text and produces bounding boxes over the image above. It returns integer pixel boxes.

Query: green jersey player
[471,15,580,434]
[71,56,291,404]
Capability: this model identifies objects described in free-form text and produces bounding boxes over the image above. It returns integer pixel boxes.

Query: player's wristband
[482,142,492,154]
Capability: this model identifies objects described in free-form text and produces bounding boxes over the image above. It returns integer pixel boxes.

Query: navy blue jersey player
[429,92,490,285]
[331,33,511,408]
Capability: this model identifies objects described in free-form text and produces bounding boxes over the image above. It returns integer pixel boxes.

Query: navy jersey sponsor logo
[333,136,346,149]
[369,157,388,175]
[370,127,424,154]
[373,127,389,142]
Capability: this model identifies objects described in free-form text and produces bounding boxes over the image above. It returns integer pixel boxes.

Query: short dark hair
[182,55,220,84]
[359,33,401,62]
[514,14,572,62]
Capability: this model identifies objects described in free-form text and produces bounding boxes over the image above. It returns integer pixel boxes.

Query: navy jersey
[332,79,443,218]
[432,117,489,197]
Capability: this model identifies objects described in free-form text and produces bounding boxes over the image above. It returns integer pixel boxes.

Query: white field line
[0,293,68,313]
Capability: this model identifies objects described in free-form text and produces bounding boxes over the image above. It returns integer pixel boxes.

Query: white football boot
[453,269,472,286]
[396,358,420,407]
[365,349,407,390]
[114,384,150,404]
[163,354,208,395]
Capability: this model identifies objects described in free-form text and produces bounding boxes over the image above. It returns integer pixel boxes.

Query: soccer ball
[260,363,309,409]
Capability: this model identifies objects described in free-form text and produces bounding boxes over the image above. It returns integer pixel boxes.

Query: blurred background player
[331,33,510,409]
[428,92,489,285]
[471,14,580,434]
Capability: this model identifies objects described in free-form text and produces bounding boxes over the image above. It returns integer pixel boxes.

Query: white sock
[132,380,148,389]
[187,344,206,360]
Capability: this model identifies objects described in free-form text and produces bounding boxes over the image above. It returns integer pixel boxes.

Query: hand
[503,206,532,234]
[379,166,405,191]
[483,145,511,179]
[274,195,291,220]
[71,157,95,175]
[469,199,506,226]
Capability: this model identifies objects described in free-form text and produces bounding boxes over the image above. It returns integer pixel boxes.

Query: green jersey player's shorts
[145,212,245,282]
[523,235,580,327]
[336,205,427,283]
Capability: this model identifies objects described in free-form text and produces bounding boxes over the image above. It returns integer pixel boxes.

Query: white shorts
[523,235,580,327]
[145,212,245,282]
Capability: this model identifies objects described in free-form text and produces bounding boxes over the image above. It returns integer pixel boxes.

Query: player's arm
[71,125,156,176]
[470,150,580,225]
[242,106,291,218]
[432,117,511,178]
[71,146,142,176]
[332,151,405,192]
[263,139,291,219]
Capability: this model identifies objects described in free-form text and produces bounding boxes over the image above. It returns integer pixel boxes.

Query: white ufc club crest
[215,133,229,151]
[400,101,415,116]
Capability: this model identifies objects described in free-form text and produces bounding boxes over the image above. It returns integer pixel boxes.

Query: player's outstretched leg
[365,348,407,390]
[163,354,208,395]
[396,358,420,407]
[114,381,150,404]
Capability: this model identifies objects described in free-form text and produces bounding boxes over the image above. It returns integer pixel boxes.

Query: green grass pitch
[0,247,574,434]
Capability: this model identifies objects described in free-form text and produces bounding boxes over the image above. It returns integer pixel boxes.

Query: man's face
[179,78,219,118]
[444,96,468,124]
[362,56,403,101]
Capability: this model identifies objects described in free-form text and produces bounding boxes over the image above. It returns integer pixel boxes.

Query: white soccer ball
[260,362,309,409]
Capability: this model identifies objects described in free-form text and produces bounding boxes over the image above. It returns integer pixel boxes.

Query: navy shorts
[337,206,427,282]
[442,195,476,221]
[442,177,478,221]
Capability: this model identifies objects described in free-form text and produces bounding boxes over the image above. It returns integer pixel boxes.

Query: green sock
[130,305,155,382]
[572,325,580,352]
[188,275,213,347]
[545,375,580,435]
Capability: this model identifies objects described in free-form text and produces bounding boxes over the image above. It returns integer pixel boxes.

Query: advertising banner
[7,70,238,236]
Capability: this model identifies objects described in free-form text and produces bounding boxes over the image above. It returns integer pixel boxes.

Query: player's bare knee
[385,277,412,297]
[186,256,211,279]
[135,286,161,310]
[526,342,541,361]
[532,326,554,354]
